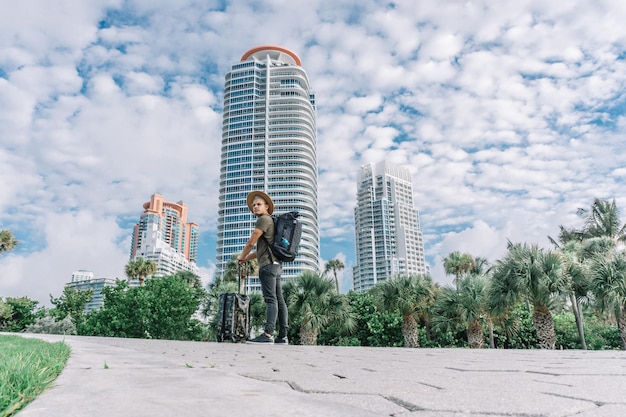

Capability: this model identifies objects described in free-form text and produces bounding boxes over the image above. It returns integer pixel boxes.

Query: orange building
[130,194,199,276]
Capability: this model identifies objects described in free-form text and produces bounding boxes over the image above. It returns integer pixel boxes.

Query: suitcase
[216,264,250,342]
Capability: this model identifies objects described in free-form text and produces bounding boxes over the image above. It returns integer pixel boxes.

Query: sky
[1,0,626,306]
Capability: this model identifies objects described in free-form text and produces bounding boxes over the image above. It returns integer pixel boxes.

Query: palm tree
[433,274,489,348]
[174,270,203,289]
[489,242,566,349]
[578,198,626,243]
[549,198,626,349]
[124,259,140,283]
[201,273,238,322]
[468,256,488,274]
[0,230,18,254]
[443,251,475,290]
[324,259,345,292]
[140,259,157,285]
[282,271,354,345]
[241,258,258,280]
[223,257,240,283]
[588,248,626,350]
[372,274,436,348]
[466,256,497,347]
[556,241,592,349]
[125,257,157,286]
[549,230,593,351]
[223,255,258,285]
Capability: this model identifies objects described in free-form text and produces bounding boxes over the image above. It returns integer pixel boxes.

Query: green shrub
[25,315,76,335]
[0,297,40,332]
[587,324,620,350]
[554,313,580,349]
[420,326,467,348]
[554,312,621,350]
[492,304,539,349]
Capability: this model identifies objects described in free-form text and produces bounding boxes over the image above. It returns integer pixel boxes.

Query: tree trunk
[569,294,587,350]
[467,319,484,349]
[618,304,626,351]
[532,304,556,349]
[402,315,420,348]
[487,318,495,349]
[424,318,432,341]
[300,327,318,346]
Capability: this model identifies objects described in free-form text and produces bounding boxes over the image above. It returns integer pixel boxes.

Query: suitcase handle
[238,263,247,295]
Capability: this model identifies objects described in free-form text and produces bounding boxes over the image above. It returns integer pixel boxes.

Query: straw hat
[246,190,274,215]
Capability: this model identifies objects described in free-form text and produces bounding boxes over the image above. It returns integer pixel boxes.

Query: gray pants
[259,263,288,337]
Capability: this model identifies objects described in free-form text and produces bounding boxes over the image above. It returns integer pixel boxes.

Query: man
[237,190,289,344]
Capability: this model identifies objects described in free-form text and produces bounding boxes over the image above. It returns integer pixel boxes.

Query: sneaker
[247,333,274,344]
[274,336,289,345]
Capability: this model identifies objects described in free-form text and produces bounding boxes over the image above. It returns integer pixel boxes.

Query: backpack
[265,211,302,262]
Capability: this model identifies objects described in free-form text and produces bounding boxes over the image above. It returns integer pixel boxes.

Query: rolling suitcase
[216,264,250,342]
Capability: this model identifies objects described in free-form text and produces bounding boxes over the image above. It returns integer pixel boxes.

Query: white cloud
[345,94,383,114]
[0,1,116,57]
[0,210,129,306]
[364,7,421,59]
[123,72,164,95]
[419,33,464,61]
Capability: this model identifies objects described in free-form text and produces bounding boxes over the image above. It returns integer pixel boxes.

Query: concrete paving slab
[8,334,626,417]
[574,405,626,417]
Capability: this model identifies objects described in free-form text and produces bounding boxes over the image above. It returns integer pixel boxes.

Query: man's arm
[237,228,264,263]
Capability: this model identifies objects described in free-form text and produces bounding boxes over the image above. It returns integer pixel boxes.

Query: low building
[66,270,116,312]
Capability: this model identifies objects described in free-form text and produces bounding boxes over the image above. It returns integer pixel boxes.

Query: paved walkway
[11,334,626,416]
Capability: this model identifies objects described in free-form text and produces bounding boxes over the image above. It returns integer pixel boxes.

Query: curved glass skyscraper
[216,45,320,283]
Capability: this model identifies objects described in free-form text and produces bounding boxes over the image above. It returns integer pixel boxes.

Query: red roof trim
[240,45,302,66]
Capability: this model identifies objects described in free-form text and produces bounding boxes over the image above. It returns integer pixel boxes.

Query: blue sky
[1,0,626,306]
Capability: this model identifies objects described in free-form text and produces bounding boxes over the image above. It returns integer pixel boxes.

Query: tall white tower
[216,45,320,282]
[353,161,427,292]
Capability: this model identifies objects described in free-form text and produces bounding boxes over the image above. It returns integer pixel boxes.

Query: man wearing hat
[237,190,289,344]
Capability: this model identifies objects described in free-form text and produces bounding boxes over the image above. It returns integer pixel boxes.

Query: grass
[0,335,71,417]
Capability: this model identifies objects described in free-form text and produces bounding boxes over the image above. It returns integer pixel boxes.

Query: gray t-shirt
[256,214,275,268]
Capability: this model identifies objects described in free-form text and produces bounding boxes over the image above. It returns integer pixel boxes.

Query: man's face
[251,196,269,216]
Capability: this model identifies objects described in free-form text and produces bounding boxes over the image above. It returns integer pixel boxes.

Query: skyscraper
[352,161,427,292]
[216,45,320,284]
[130,193,200,277]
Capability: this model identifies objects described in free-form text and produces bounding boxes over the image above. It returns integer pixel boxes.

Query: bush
[492,304,539,349]
[343,292,403,347]
[81,276,207,341]
[0,297,40,332]
[586,324,621,350]
[420,326,467,348]
[25,315,76,335]
[551,312,621,350]
[554,313,580,349]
